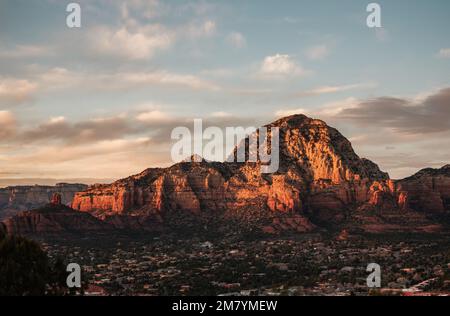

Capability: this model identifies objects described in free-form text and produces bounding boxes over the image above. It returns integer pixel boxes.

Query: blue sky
[0,0,449,182]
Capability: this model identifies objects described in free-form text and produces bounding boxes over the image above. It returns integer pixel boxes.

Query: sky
[0,0,449,184]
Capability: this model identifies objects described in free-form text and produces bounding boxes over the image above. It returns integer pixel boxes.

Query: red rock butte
[63,114,449,234]
[1,114,448,236]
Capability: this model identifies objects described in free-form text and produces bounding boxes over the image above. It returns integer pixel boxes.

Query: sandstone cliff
[72,114,440,234]
[394,165,450,213]
[0,204,113,236]
[0,183,87,220]
[3,114,447,236]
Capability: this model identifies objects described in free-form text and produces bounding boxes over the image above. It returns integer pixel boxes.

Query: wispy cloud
[185,20,217,38]
[292,82,377,97]
[136,110,173,123]
[275,87,450,179]
[305,44,330,60]
[119,0,166,20]
[279,87,450,135]
[0,108,263,178]
[334,87,450,134]
[437,48,450,58]
[0,111,16,138]
[28,67,221,93]
[0,78,38,106]
[18,114,138,145]
[119,71,221,91]
[14,137,153,165]
[374,28,389,42]
[0,44,53,59]
[258,54,309,79]
[88,25,174,60]
[226,32,246,49]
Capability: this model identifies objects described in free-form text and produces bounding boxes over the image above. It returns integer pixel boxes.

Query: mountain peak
[261,113,389,182]
[62,113,447,235]
[268,114,322,129]
[404,164,450,180]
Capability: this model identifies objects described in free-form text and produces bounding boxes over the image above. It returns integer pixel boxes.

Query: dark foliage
[0,234,68,296]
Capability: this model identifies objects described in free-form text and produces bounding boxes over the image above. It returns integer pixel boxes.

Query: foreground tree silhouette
[0,235,68,296]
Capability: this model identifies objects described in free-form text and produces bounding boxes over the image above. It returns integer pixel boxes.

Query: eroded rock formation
[0,183,87,220]
[71,114,447,234]
[3,114,448,236]
[0,204,112,236]
[394,165,450,213]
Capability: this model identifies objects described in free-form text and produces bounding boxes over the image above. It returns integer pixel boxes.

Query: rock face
[50,193,62,206]
[0,204,112,236]
[70,114,447,234]
[394,165,450,213]
[3,114,447,236]
[0,183,87,220]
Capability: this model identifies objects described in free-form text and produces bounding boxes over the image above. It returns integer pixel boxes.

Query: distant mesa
[0,204,113,236]
[0,183,87,221]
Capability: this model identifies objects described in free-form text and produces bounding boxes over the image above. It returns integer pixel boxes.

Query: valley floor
[37,233,449,296]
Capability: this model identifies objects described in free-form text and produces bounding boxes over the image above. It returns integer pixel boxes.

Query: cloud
[231,88,273,96]
[136,110,172,123]
[276,97,360,118]
[18,114,139,145]
[200,68,235,78]
[275,108,310,118]
[10,108,250,148]
[120,71,220,91]
[0,98,268,180]
[0,109,267,179]
[306,44,329,60]
[14,137,152,165]
[37,67,82,89]
[0,78,38,106]
[185,20,216,38]
[274,88,450,179]
[8,1,219,65]
[29,66,221,92]
[277,98,358,121]
[89,1,218,59]
[131,111,264,147]
[0,111,16,138]
[374,28,389,42]
[201,20,216,36]
[293,83,377,97]
[3,139,166,180]
[278,87,450,135]
[176,1,217,16]
[0,44,53,59]
[227,32,246,48]
[120,0,165,20]
[89,25,174,60]
[437,48,450,59]
[259,54,308,79]
[283,17,301,24]
[334,87,450,134]
[210,111,232,118]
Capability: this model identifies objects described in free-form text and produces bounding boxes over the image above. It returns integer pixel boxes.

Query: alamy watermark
[66,3,81,28]
[366,263,381,288]
[366,3,382,28]
[171,119,279,174]
[65,3,380,29]
[66,263,81,288]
